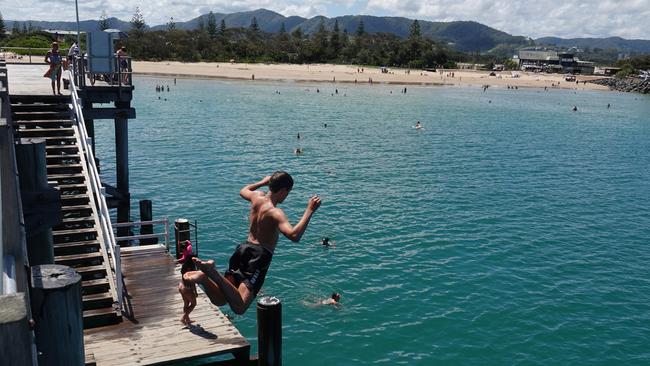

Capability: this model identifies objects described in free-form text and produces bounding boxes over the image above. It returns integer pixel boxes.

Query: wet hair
[180,255,196,275]
[268,171,293,193]
[331,292,340,301]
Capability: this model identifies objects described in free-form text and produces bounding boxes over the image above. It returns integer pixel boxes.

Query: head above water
[331,292,341,302]
[268,171,293,193]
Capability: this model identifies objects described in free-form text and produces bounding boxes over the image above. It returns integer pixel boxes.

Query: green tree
[356,19,365,37]
[291,27,303,40]
[250,17,260,33]
[219,19,227,37]
[207,12,217,38]
[0,12,6,38]
[167,17,176,31]
[130,7,146,32]
[409,19,421,40]
[330,19,341,57]
[99,11,110,30]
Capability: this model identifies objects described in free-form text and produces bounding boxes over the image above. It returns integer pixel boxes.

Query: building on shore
[517,50,595,74]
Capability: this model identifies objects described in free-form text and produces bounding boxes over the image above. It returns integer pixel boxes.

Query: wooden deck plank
[83,245,249,365]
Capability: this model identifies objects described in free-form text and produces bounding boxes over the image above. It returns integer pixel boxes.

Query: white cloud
[0,0,648,39]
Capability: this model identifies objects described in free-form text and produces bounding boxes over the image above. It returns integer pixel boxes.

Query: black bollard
[30,264,84,366]
[174,218,190,259]
[257,296,282,366]
[139,200,157,245]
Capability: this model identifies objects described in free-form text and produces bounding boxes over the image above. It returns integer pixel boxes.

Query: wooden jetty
[1,59,259,365]
[84,244,250,365]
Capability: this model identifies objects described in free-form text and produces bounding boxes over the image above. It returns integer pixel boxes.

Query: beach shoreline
[132,61,610,91]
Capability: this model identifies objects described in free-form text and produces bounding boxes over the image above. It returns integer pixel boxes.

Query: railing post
[165,218,170,252]
[114,245,122,311]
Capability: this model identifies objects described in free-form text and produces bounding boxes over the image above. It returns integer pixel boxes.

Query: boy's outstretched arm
[277,195,321,242]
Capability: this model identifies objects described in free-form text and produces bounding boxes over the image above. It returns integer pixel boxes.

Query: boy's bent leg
[183,270,227,306]
[194,258,256,315]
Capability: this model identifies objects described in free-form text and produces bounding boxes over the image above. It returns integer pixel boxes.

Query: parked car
[565,75,576,82]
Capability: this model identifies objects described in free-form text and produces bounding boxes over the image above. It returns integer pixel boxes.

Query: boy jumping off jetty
[184,171,321,314]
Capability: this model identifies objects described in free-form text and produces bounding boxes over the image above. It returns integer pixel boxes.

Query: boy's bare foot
[183,270,207,284]
[192,257,215,272]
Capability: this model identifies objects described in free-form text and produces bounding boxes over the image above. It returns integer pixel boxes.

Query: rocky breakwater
[589,77,650,94]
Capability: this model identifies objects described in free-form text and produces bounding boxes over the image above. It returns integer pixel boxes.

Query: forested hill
[535,37,650,54]
[10,8,650,53]
[10,8,528,52]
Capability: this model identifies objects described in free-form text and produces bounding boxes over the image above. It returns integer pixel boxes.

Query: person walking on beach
[44,42,63,95]
[184,171,321,315]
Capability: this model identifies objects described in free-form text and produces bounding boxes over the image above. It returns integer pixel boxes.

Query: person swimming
[294,148,303,155]
[322,292,341,305]
[321,237,330,247]
[414,121,422,129]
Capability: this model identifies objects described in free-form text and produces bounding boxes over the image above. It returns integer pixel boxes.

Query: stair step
[47,163,82,169]
[52,227,97,236]
[12,111,71,121]
[55,251,103,266]
[14,119,73,127]
[46,145,79,151]
[11,103,70,112]
[28,136,77,145]
[83,293,114,310]
[10,95,70,104]
[73,264,107,279]
[81,278,110,295]
[61,204,93,213]
[46,154,80,160]
[49,173,85,180]
[16,127,74,133]
[60,193,90,200]
[83,308,121,329]
[53,240,101,252]
[60,216,94,224]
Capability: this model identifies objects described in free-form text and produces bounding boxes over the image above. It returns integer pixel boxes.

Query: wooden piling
[30,264,84,366]
[15,138,55,265]
[0,293,35,366]
[139,199,157,244]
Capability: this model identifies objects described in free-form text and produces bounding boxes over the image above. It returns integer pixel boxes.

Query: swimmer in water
[294,148,302,155]
[322,293,341,305]
[414,121,422,129]
[572,105,578,111]
[321,237,330,247]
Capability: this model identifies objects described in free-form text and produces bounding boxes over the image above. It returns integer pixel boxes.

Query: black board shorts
[225,242,273,295]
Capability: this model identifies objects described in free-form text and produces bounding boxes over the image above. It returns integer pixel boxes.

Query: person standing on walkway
[44,42,63,95]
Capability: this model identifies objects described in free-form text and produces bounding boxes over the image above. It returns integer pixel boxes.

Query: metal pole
[75,0,81,47]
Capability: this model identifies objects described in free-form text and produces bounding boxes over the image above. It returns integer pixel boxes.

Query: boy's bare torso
[246,194,281,252]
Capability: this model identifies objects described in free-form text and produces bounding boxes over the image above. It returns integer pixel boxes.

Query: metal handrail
[111,218,170,251]
[67,68,123,310]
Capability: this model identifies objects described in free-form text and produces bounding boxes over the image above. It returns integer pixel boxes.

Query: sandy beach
[132,61,610,91]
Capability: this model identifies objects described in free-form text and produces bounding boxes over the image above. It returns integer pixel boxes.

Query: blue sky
[1,0,649,40]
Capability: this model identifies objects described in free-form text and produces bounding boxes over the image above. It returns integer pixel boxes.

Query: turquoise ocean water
[95,77,650,365]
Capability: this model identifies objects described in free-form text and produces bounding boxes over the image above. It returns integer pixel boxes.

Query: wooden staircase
[11,94,121,328]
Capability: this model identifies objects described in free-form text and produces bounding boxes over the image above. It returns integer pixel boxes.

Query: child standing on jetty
[178,240,197,324]
[179,254,198,324]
